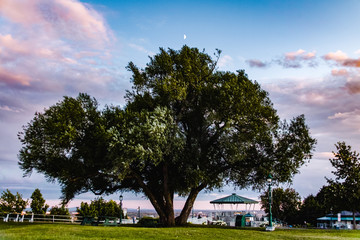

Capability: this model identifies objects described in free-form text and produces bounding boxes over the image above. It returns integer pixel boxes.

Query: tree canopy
[0,189,28,213]
[298,193,327,226]
[325,142,360,229]
[18,45,316,226]
[30,188,49,214]
[260,187,301,225]
[77,197,124,218]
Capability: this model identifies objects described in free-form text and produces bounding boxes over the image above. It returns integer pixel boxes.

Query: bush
[50,205,70,216]
[77,198,124,218]
[137,217,159,227]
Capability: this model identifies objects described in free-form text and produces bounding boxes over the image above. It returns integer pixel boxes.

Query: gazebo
[209,193,259,226]
[210,193,259,212]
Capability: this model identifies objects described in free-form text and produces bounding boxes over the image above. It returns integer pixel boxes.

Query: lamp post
[119,195,123,225]
[266,174,275,231]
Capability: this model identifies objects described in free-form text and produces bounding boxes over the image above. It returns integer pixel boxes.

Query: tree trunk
[132,168,176,227]
[161,163,175,226]
[132,170,206,227]
[353,211,357,230]
[175,183,206,225]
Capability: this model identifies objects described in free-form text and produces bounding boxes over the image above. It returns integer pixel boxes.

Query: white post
[4,214,9,222]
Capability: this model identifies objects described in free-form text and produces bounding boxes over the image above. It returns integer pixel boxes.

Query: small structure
[317,211,360,229]
[210,193,258,211]
[235,213,256,227]
[209,193,259,227]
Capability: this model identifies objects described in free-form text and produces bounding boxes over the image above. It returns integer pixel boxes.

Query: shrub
[137,216,160,227]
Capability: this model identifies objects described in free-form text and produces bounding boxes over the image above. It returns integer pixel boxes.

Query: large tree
[260,187,301,225]
[18,46,316,226]
[326,142,360,229]
[30,188,49,214]
[0,189,28,213]
[298,193,327,226]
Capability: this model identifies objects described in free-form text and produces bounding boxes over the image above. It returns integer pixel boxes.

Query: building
[317,211,360,229]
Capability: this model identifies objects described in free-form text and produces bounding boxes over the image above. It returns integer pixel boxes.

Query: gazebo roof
[210,193,259,204]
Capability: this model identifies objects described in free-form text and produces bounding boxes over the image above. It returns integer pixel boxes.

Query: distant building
[317,211,360,229]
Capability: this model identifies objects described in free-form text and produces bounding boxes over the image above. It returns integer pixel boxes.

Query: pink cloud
[323,50,348,62]
[285,49,316,61]
[0,105,22,113]
[0,34,30,56]
[322,50,360,68]
[279,49,317,68]
[0,67,31,87]
[328,109,360,132]
[285,49,305,60]
[250,49,318,69]
[0,34,73,64]
[0,0,112,47]
[54,0,109,41]
[0,0,116,93]
[0,1,41,25]
[342,59,360,68]
[247,49,318,69]
[345,79,360,94]
[329,67,360,95]
[331,68,349,76]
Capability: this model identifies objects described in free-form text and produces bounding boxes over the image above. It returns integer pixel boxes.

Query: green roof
[210,193,259,204]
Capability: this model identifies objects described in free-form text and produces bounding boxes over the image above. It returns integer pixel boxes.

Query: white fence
[0,212,138,225]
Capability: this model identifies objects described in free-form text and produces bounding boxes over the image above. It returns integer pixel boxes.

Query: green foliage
[50,205,70,216]
[137,216,160,227]
[77,202,97,217]
[298,194,326,226]
[18,93,115,203]
[326,142,360,213]
[18,46,316,226]
[260,187,301,224]
[325,142,360,229]
[0,189,28,213]
[77,198,124,218]
[30,188,49,214]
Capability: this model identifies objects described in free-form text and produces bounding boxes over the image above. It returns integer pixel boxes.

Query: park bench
[81,216,97,225]
[103,217,118,226]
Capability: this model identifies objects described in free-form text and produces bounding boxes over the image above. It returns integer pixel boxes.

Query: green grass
[0,223,359,240]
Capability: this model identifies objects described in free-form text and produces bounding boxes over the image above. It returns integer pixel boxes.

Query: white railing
[0,212,139,225]
[1,213,74,223]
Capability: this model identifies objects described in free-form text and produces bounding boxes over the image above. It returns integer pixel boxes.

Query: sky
[1,0,360,211]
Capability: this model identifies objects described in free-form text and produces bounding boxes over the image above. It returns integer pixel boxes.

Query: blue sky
[1,0,360,210]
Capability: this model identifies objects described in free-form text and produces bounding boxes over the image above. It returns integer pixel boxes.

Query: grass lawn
[0,223,359,240]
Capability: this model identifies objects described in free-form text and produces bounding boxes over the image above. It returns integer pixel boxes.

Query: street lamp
[266,174,275,231]
[119,195,123,225]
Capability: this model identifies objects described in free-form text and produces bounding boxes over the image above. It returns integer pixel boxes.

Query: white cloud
[217,55,233,68]
[328,109,360,132]
[128,43,154,56]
